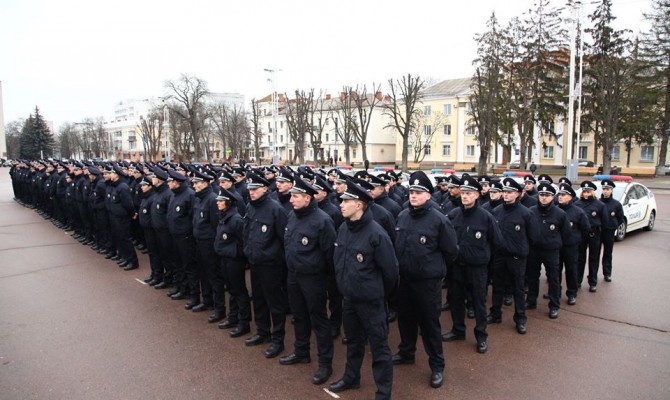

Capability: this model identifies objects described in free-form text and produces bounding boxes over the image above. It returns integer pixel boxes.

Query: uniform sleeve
[560,213,572,244]
[599,202,610,230]
[319,217,337,271]
[488,214,504,256]
[579,209,592,237]
[439,216,459,266]
[209,198,219,233]
[373,230,399,296]
[274,206,288,246]
[120,185,135,215]
[615,202,625,226]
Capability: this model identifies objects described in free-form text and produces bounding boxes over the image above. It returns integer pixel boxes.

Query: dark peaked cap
[312,175,332,193]
[408,171,434,194]
[502,177,523,192]
[580,180,597,191]
[537,183,556,195]
[151,166,169,181]
[460,174,482,192]
[558,183,576,197]
[289,176,318,196]
[340,180,373,202]
[216,187,236,202]
[167,169,188,182]
[247,173,271,188]
[191,169,214,182]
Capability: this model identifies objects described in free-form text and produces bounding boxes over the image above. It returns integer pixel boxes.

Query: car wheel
[643,211,655,231]
[615,220,627,242]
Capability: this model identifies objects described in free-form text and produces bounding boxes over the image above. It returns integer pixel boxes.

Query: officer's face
[216,199,228,211]
[140,184,152,193]
[481,183,490,194]
[409,190,431,207]
[581,189,594,199]
[449,186,461,197]
[277,181,293,194]
[219,180,233,189]
[602,187,612,198]
[489,190,502,201]
[340,199,363,220]
[290,193,311,210]
[438,183,449,192]
[558,193,573,205]
[168,180,179,190]
[314,190,328,202]
[502,190,519,204]
[524,182,534,192]
[193,180,208,192]
[370,186,385,199]
[460,190,479,208]
[334,181,346,194]
[248,186,267,201]
[110,172,119,182]
[538,193,554,205]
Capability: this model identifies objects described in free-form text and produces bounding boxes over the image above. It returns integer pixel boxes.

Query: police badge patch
[611,211,615,216]
[592,211,596,216]
[200,211,204,218]
[222,233,228,240]
[157,204,160,209]
[475,232,482,239]
[515,225,521,231]
[142,209,147,214]
[356,253,364,263]
[176,206,181,212]
[420,236,426,244]
[301,237,309,245]
[261,225,267,233]
[550,224,556,230]
[570,221,574,227]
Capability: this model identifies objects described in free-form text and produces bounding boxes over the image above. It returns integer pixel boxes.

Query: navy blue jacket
[284,199,336,275]
[491,201,538,258]
[192,185,219,241]
[318,197,344,229]
[529,202,571,250]
[109,179,134,217]
[600,196,624,230]
[334,209,399,301]
[138,188,155,228]
[168,183,195,236]
[395,202,458,280]
[214,207,246,260]
[368,202,396,242]
[575,197,609,232]
[374,191,401,219]
[150,183,172,230]
[448,203,503,266]
[89,177,107,211]
[558,202,591,246]
[243,192,288,266]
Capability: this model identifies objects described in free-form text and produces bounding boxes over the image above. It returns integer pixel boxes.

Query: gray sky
[0,0,651,130]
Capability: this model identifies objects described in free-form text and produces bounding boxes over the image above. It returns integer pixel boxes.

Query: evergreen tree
[19,107,55,159]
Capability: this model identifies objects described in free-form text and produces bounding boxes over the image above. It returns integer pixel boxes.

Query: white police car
[576,175,657,241]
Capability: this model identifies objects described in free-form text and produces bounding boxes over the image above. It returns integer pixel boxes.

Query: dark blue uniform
[192,185,219,312]
[600,195,624,280]
[139,186,163,283]
[575,196,609,288]
[558,201,591,300]
[168,182,196,299]
[109,178,138,267]
[150,182,176,287]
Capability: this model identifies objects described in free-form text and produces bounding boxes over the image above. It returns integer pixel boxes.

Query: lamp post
[163,104,170,163]
[264,68,281,164]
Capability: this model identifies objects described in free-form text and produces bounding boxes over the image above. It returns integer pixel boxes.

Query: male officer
[368,173,401,219]
[280,177,336,386]
[150,167,176,289]
[274,167,295,213]
[138,176,163,284]
[526,183,570,318]
[392,171,458,389]
[243,173,289,359]
[328,180,398,400]
[477,175,492,205]
[432,176,452,214]
[442,177,502,354]
[191,170,219,320]
[481,180,503,212]
[575,180,609,292]
[599,179,624,282]
[556,183,591,305]
[488,178,537,334]
[443,175,462,214]
[108,165,139,270]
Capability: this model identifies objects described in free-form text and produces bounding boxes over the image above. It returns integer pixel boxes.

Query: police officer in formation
[9,159,630,398]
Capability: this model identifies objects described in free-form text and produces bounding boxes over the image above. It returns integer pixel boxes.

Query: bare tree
[412,110,447,163]
[249,99,263,163]
[351,83,382,164]
[57,122,81,159]
[137,107,165,162]
[5,119,24,159]
[284,89,315,164]
[164,74,209,161]
[383,74,426,171]
[329,89,358,165]
[168,110,193,161]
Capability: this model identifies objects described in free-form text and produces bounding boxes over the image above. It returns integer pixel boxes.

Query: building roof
[423,77,472,99]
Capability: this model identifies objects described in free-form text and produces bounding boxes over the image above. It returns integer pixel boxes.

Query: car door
[622,184,643,226]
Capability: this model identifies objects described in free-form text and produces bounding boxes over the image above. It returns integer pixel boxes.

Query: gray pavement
[1,170,669,400]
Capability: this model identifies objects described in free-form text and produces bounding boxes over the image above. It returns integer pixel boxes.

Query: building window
[424,125,432,135]
[442,145,451,156]
[465,126,475,136]
[129,141,136,150]
[424,106,431,116]
[353,149,357,159]
[280,135,283,143]
[325,133,329,142]
[425,145,431,156]
[579,146,588,160]
[611,145,620,161]
[443,124,451,136]
[640,145,654,162]
[543,146,554,159]
[280,121,284,129]
[443,104,452,115]
[466,145,475,157]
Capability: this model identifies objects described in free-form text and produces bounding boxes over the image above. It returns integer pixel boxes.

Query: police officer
[599,179,624,282]
[488,178,538,334]
[279,177,336,386]
[368,173,401,219]
[481,180,503,212]
[214,188,251,338]
[477,175,492,205]
[274,167,295,213]
[432,176,451,214]
[523,175,538,198]
[88,166,110,255]
[150,167,177,289]
[442,177,502,354]
[575,180,609,292]
[328,180,398,400]
[138,176,163,284]
[556,183,591,305]
[526,183,570,319]
[392,171,458,389]
[108,164,139,270]
[243,172,289,359]
[217,170,246,216]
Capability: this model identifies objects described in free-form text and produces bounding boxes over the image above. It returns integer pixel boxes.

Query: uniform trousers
[601,228,616,278]
[578,230,602,286]
[222,258,250,327]
[287,270,333,367]
[154,228,176,284]
[195,239,216,308]
[342,297,392,400]
[250,263,288,346]
[93,209,112,252]
[527,248,560,309]
[327,272,343,336]
[171,234,196,294]
[490,254,527,325]
[397,277,444,373]
[559,245,579,298]
[449,262,488,343]
[110,216,138,264]
[143,227,163,281]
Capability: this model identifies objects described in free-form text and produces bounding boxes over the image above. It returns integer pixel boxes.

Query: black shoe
[207,312,225,323]
[184,299,199,310]
[387,310,397,323]
[516,323,527,335]
[312,366,332,385]
[123,264,138,271]
[328,379,360,393]
[430,371,444,388]
[567,296,576,305]
[154,282,169,290]
[218,319,237,329]
[525,301,537,310]
[477,341,488,354]
[167,287,179,296]
[549,308,559,319]
[104,253,114,260]
[589,285,597,293]
[486,314,502,324]
[466,308,475,319]
[72,233,82,239]
[391,353,415,365]
[604,275,612,282]
[143,276,154,283]
[110,255,121,262]
[542,293,550,299]
[503,296,513,306]
[279,352,311,365]
[440,302,451,311]
[230,326,250,338]
[441,331,465,342]
[264,343,284,359]
[170,291,189,300]
[90,245,100,251]
[148,279,161,287]
[117,260,129,268]
[192,303,213,313]
[245,334,271,346]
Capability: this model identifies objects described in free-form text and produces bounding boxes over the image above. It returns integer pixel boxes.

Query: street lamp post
[163,104,170,163]
[264,68,281,164]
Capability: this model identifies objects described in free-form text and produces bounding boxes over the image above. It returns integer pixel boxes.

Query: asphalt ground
[1,171,669,400]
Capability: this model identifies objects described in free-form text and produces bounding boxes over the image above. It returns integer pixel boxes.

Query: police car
[576,175,657,241]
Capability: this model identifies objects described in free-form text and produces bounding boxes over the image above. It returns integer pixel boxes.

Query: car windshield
[576,182,626,201]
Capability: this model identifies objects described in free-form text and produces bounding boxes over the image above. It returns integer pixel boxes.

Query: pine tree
[19,107,55,159]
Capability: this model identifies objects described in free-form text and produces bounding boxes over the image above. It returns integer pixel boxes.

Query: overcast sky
[0,0,652,130]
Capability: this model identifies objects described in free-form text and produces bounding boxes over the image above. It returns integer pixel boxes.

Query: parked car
[664,164,670,175]
[576,176,657,241]
[578,159,595,167]
[508,160,521,169]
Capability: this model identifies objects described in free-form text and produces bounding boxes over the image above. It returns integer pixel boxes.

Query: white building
[0,81,6,159]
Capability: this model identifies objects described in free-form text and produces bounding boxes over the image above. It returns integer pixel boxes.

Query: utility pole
[566,0,583,182]
[264,68,281,164]
[163,104,171,163]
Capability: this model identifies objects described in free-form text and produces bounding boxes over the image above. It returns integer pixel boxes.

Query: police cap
[340,180,373,202]
[289,175,318,196]
[580,180,597,191]
[502,177,523,192]
[407,171,434,194]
